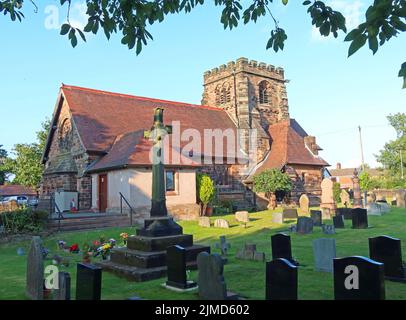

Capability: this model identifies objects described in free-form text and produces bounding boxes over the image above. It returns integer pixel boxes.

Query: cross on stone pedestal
[144,108,173,217]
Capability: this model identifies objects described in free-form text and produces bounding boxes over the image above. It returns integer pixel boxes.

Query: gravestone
[53,272,71,300]
[214,236,231,263]
[310,210,322,227]
[214,219,230,229]
[333,215,345,229]
[76,263,102,300]
[236,243,266,262]
[367,203,384,216]
[296,217,314,235]
[283,208,298,220]
[369,236,406,282]
[272,212,283,224]
[340,189,351,207]
[367,192,377,204]
[198,217,211,228]
[313,238,336,273]
[271,233,298,265]
[320,178,336,215]
[352,170,362,208]
[322,224,336,235]
[336,207,352,220]
[265,258,298,300]
[197,252,239,300]
[235,211,249,224]
[351,208,368,229]
[26,236,44,300]
[299,194,309,213]
[333,256,385,300]
[166,245,197,290]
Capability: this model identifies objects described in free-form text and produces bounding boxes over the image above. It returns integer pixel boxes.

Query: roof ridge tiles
[61,84,223,112]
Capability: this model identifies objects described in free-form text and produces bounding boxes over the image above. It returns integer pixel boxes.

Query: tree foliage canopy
[0,145,8,185]
[1,118,51,188]
[376,112,406,179]
[1,0,405,87]
[253,168,292,194]
[196,173,216,205]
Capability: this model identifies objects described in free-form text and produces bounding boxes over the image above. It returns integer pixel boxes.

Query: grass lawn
[0,207,406,300]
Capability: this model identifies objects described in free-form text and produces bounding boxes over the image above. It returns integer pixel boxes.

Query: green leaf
[348,34,367,57]
[60,23,71,35]
[368,36,378,54]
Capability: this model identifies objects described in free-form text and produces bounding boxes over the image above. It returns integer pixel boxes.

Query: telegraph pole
[358,126,365,171]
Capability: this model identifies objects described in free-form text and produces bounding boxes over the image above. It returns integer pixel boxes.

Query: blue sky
[0,0,404,169]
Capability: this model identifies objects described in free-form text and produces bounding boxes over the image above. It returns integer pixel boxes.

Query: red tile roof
[46,85,328,172]
[253,119,329,175]
[59,85,242,170]
[0,185,37,197]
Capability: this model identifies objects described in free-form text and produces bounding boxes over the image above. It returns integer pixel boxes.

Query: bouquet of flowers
[120,233,129,246]
[57,240,67,250]
[69,243,79,253]
[96,243,112,260]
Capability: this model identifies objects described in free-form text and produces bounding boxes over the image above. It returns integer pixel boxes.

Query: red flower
[69,244,79,253]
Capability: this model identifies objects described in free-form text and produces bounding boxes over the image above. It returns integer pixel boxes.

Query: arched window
[259,80,271,104]
[216,83,231,105]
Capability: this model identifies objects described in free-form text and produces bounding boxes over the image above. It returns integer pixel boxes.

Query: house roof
[329,167,383,177]
[0,185,37,197]
[252,119,329,175]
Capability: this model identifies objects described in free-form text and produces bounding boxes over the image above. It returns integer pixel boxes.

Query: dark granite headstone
[53,272,71,300]
[197,252,239,300]
[296,217,314,234]
[271,233,298,265]
[336,207,352,220]
[351,208,368,229]
[265,258,298,300]
[76,263,102,300]
[166,245,196,289]
[333,215,345,229]
[310,210,322,227]
[283,208,298,220]
[26,236,44,300]
[333,256,385,300]
[369,236,406,281]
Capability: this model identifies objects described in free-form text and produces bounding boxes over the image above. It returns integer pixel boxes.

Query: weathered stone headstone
[283,208,298,220]
[166,245,196,290]
[272,212,283,224]
[333,215,345,229]
[198,217,211,228]
[369,236,406,281]
[265,258,298,300]
[351,208,368,229]
[367,203,384,216]
[214,219,230,229]
[214,236,231,256]
[321,178,336,215]
[395,189,406,208]
[26,236,44,300]
[271,233,298,265]
[313,238,336,273]
[296,217,314,235]
[310,210,322,227]
[340,189,351,207]
[299,194,309,213]
[235,211,249,224]
[236,243,265,262]
[76,263,102,300]
[352,170,362,208]
[197,252,239,300]
[367,192,377,204]
[53,272,71,300]
[333,256,385,300]
[336,207,352,220]
[322,224,336,235]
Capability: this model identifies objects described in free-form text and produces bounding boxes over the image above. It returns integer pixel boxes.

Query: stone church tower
[201,57,290,162]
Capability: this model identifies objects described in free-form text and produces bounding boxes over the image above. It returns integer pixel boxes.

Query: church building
[40,58,328,218]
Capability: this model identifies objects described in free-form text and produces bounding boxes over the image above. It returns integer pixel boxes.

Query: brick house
[40,58,328,217]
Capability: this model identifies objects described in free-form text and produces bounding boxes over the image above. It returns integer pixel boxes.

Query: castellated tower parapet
[201,57,290,130]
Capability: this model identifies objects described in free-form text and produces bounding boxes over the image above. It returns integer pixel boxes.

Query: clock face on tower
[58,118,73,151]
